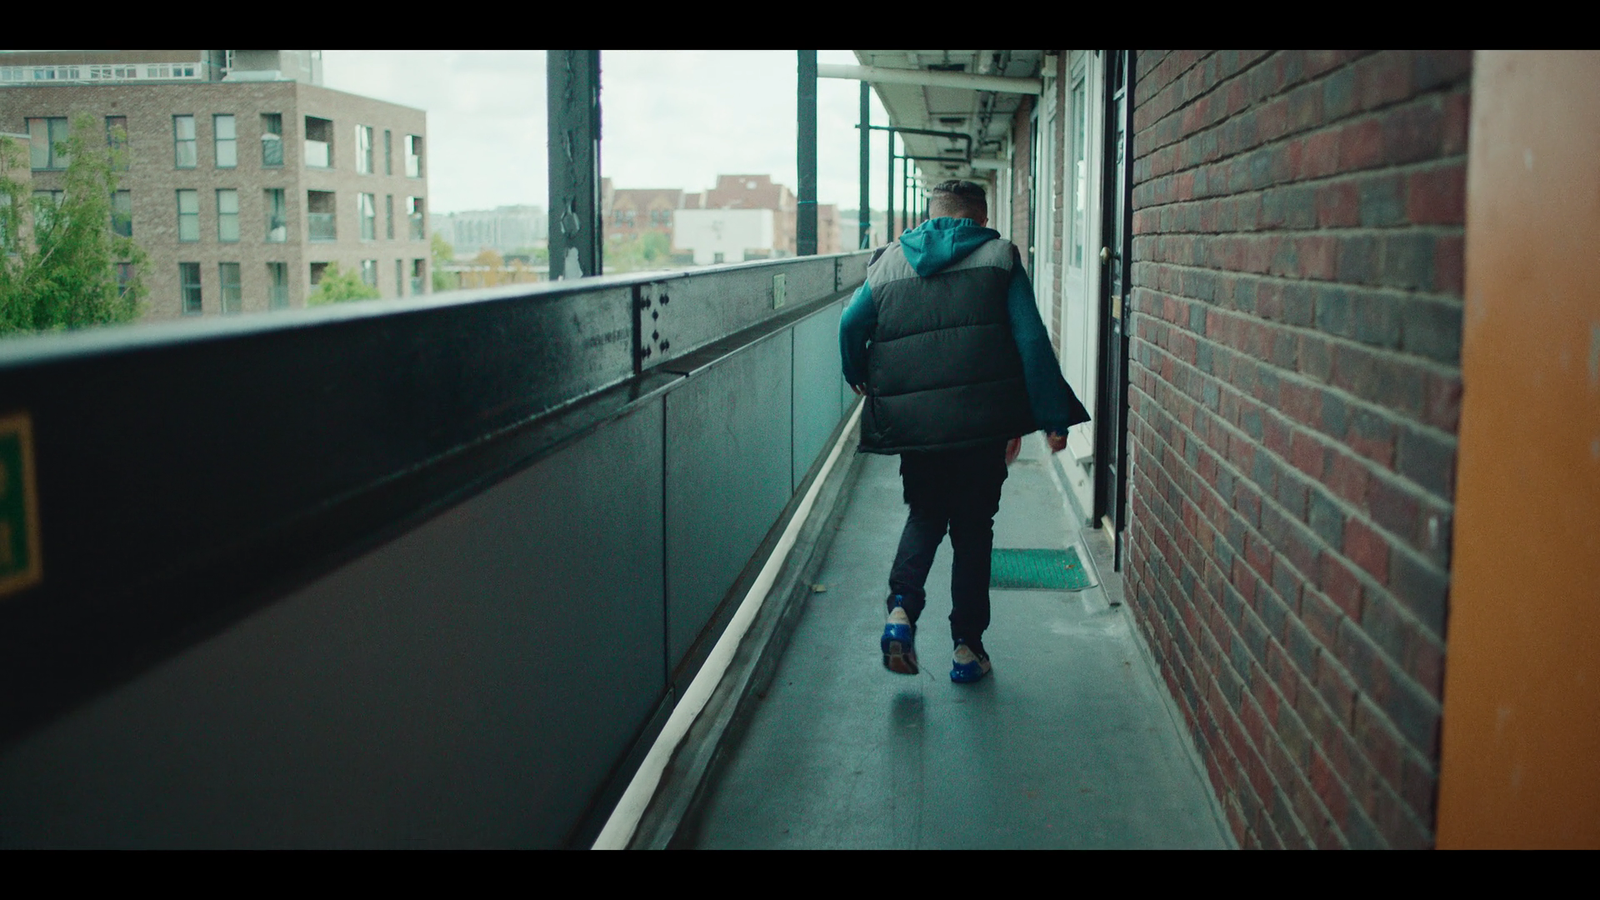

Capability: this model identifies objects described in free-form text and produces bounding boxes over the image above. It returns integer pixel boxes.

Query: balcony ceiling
[852,49,1047,186]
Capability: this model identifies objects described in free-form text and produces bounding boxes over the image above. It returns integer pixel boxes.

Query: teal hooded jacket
[839,217,1089,437]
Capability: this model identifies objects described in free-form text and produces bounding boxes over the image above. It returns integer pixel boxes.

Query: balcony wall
[0,252,868,848]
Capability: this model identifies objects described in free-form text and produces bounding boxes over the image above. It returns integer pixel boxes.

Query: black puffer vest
[859,238,1036,454]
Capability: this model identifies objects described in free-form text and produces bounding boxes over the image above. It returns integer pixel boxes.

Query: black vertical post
[797,50,818,256]
[858,81,871,249]
[548,50,601,280]
[901,159,908,235]
[885,131,896,243]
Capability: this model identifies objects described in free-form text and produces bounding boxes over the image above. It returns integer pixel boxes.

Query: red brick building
[604,184,684,245]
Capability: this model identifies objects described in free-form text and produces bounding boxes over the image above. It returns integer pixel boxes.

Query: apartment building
[434,204,546,257]
[0,49,429,319]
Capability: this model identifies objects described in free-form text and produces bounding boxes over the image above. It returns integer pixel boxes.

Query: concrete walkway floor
[687,434,1234,849]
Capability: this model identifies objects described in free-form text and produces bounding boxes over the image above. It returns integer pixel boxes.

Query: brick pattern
[1122,50,1470,849]
[1048,53,1066,357]
[1008,95,1033,258]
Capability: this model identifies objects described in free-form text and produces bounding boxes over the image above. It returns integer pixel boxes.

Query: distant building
[837,209,887,250]
[673,207,777,265]
[604,186,682,246]
[816,202,840,255]
[672,174,840,262]
[433,205,546,258]
[701,174,795,255]
[0,49,431,318]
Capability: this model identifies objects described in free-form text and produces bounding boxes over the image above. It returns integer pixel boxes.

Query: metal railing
[0,250,871,848]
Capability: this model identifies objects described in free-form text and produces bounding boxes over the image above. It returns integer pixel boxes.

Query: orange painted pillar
[1437,50,1600,848]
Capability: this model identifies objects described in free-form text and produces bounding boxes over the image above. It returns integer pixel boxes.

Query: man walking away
[839,179,1090,683]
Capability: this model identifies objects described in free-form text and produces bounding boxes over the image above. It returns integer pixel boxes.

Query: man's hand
[850,383,865,397]
[1047,431,1067,453]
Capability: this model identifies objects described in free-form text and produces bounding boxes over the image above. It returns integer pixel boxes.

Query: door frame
[1093,49,1136,569]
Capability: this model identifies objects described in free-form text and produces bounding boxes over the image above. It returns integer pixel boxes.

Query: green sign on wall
[0,412,42,597]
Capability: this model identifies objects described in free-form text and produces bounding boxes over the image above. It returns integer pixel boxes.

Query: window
[265,189,287,242]
[116,262,135,298]
[385,194,394,240]
[261,113,283,167]
[180,262,202,314]
[395,259,404,297]
[216,189,239,242]
[384,130,392,175]
[27,117,69,170]
[360,259,378,289]
[1069,75,1088,269]
[359,192,376,240]
[214,114,237,168]
[356,125,373,174]
[105,116,129,170]
[32,190,63,231]
[407,196,424,240]
[304,116,332,168]
[405,135,423,178]
[111,190,132,237]
[267,262,289,309]
[219,262,242,313]
[411,259,425,295]
[307,190,335,241]
[650,209,672,227]
[176,190,199,242]
[174,115,196,168]
[309,261,329,287]
[614,210,635,226]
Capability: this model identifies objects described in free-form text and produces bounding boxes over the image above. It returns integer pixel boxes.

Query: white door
[1057,51,1106,520]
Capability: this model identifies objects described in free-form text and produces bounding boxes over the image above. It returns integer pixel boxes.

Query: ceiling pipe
[818,63,1042,95]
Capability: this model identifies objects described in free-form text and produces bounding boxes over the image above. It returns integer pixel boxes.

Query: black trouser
[887,440,1009,645]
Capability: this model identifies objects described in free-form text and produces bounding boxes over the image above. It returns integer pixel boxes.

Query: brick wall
[1049,53,1066,358]
[1122,50,1471,849]
[1008,95,1033,261]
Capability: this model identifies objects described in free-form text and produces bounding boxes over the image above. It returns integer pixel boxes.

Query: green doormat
[990,546,1096,591]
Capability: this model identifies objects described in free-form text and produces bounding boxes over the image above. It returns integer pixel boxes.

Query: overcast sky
[321,50,894,216]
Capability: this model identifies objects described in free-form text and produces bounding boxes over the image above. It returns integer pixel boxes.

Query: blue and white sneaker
[881,596,918,675]
[950,642,992,683]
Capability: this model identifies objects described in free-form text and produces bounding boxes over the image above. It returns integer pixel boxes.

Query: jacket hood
[898,217,1002,277]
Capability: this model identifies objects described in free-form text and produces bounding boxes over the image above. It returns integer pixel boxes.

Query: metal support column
[901,159,908,235]
[797,50,818,256]
[858,81,871,249]
[885,132,896,243]
[548,50,602,280]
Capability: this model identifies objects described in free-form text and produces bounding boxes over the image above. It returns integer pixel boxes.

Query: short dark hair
[929,180,988,221]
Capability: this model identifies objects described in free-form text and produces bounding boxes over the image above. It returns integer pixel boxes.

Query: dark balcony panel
[307,213,336,242]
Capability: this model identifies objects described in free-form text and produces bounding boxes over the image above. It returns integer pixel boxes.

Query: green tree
[431,231,454,292]
[512,245,550,267]
[606,231,672,273]
[306,263,381,305]
[0,114,146,335]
